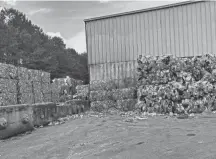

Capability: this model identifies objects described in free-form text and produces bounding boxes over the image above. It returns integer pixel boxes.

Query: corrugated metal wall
[86,1,216,82]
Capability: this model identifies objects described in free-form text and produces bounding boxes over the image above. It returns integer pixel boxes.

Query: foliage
[0,7,89,83]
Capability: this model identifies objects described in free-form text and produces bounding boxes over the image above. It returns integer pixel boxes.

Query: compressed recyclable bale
[28,69,40,82]
[116,99,137,111]
[89,90,113,102]
[40,71,50,83]
[112,87,137,100]
[118,78,137,89]
[0,93,17,106]
[0,63,17,79]
[18,80,32,93]
[20,93,34,104]
[41,82,51,94]
[90,100,117,112]
[34,92,43,103]
[0,78,17,93]
[51,93,60,103]
[42,93,52,103]
[90,79,117,91]
[76,85,89,93]
[136,54,216,114]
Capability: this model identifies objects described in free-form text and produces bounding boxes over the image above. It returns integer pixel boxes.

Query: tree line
[0,8,89,84]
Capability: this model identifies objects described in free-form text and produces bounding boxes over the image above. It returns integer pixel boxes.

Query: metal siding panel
[152,11,157,56]
[86,23,92,64]
[165,9,171,55]
[178,6,184,57]
[199,3,205,55]
[205,2,212,54]
[191,3,198,56]
[115,63,118,80]
[196,3,202,55]
[182,6,188,57]
[132,15,136,60]
[160,10,166,55]
[156,11,162,56]
[169,8,175,56]
[128,15,133,61]
[120,16,125,62]
[211,2,216,53]
[124,16,130,61]
[144,13,150,56]
[173,7,180,57]
[98,21,103,63]
[140,13,145,55]
[138,13,143,55]
[118,16,123,62]
[136,14,141,59]
[186,5,193,56]
[107,19,114,62]
[148,12,154,55]
[107,63,110,80]
[101,20,106,64]
[100,64,104,80]
[201,2,207,54]
[115,18,119,62]
[112,18,117,63]
[90,22,96,64]
[94,21,100,64]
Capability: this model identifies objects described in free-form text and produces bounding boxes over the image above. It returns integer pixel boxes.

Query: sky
[0,0,185,53]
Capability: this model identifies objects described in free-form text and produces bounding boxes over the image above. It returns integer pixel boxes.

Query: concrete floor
[1,112,216,159]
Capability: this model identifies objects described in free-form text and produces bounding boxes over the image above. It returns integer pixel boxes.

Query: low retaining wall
[0,100,89,139]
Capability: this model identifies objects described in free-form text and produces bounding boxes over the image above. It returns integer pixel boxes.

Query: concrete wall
[0,100,89,139]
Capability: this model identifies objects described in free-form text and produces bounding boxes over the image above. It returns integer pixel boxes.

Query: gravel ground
[1,112,216,159]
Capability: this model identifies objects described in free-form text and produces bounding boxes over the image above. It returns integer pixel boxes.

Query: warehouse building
[84,0,215,87]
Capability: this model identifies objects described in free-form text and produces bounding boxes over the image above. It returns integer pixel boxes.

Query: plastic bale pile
[73,85,89,100]
[18,67,33,104]
[0,63,18,106]
[89,87,137,112]
[40,71,51,103]
[136,54,216,114]
[0,63,17,79]
[90,79,118,91]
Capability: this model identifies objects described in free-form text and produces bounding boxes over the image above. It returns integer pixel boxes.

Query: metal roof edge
[84,0,206,23]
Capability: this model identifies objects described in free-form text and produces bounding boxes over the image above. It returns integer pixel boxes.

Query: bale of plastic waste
[136,54,216,114]
[90,79,117,91]
[116,99,137,111]
[90,100,117,112]
[89,90,113,102]
[112,87,137,100]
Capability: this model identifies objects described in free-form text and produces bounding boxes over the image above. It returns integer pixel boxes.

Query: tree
[0,7,89,83]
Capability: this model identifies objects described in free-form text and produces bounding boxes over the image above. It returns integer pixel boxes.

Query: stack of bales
[73,85,89,100]
[137,54,216,114]
[18,67,51,104]
[51,79,62,103]
[0,63,17,106]
[40,71,51,102]
[89,79,137,112]
[18,67,33,104]
[51,77,84,103]
[0,63,51,106]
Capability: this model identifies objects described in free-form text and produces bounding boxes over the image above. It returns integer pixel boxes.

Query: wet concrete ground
[1,112,216,159]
